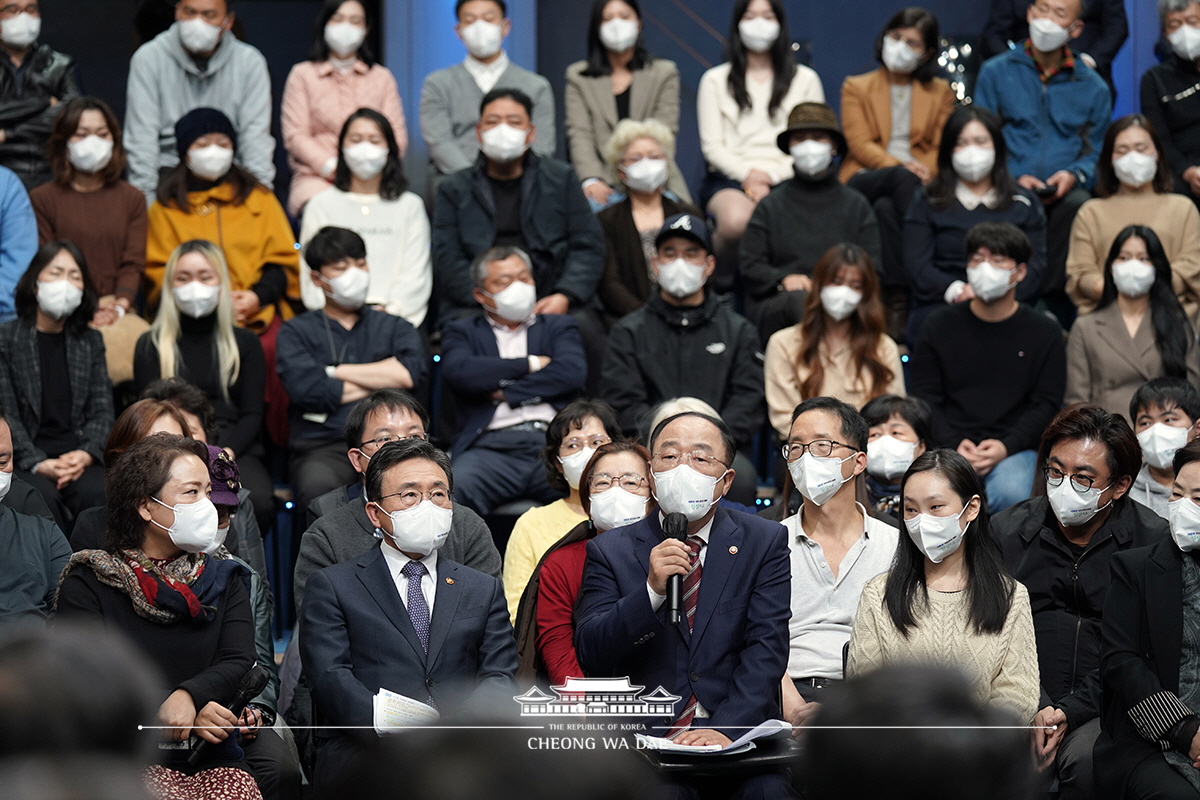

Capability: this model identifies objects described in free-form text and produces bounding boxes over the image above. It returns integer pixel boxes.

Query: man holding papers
[300,439,517,795]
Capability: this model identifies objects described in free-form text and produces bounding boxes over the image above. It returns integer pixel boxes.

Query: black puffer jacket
[991,495,1168,729]
[0,43,79,189]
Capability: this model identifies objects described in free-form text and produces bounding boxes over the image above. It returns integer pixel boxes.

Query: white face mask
[1047,477,1113,528]
[375,499,453,556]
[173,280,220,318]
[1111,151,1157,188]
[882,36,921,74]
[1171,24,1200,62]
[788,452,855,507]
[791,140,834,177]
[558,447,596,491]
[67,136,114,174]
[738,16,780,53]
[819,285,862,321]
[966,261,1016,303]
[187,144,234,182]
[0,12,39,49]
[622,157,668,194]
[589,486,649,531]
[342,141,388,181]
[867,435,916,482]
[480,123,529,163]
[484,279,536,323]
[0,470,11,503]
[461,18,504,60]
[322,266,370,310]
[1111,259,1156,298]
[1169,497,1200,552]
[656,257,706,299]
[1028,17,1071,53]
[324,21,366,57]
[152,497,224,555]
[599,17,639,52]
[652,464,725,522]
[952,146,995,183]
[1137,423,1190,471]
[178,16,223,54]
[37,279,83,320]
[906,503,972,563]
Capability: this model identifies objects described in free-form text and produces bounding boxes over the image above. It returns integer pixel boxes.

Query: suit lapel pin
[729,546,738,555]
[445,578,454,584]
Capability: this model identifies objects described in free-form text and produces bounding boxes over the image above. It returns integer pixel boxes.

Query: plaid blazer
[0,319,113,471]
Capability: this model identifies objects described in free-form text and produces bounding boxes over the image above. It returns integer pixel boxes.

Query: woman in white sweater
[696,0,823,276]
[299,107,431,327]
[847,449,1040,724]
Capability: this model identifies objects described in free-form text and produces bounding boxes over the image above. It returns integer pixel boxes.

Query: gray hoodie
[124,22,274,202]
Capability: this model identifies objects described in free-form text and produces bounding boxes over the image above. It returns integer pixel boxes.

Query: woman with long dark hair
[903,105,1047,340]
[1067,114,1200,318]
[281,0,406,216]
[1066,225,1200,416]
[0,241,110,533]
[847,448,1039,723]
[696,0,823,268]
[565,0,691,208]
[764,243,904,438]
[298,108,430,327]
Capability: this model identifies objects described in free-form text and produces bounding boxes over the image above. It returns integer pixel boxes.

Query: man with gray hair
[439,245,586,515]
[1143,0,1200,203]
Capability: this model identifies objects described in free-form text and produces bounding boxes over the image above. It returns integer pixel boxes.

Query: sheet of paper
[372,688,439,734]
[634,718,790,755]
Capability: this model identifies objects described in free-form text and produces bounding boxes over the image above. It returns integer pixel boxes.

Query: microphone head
[663,512,688,540]
[241,664,271,696]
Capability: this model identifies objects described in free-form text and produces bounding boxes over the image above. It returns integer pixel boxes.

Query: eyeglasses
[1044,467,1110,493]
[361,433,429,450]
[781,440,855,462]
[378,489,453,509]
[651,450,728,472]
[589,473,649,492]
[560,435,612,456]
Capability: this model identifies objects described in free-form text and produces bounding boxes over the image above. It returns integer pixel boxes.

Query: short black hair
[480,87,533,119]
[1173,438,1200,476]
[456,0,507,17]
[964,222,1033,266]
[345,390,430,451]
[1039,405,1142,482]
[541,399,624,494]
[304,226,367,271]
[861,394,933,446]
[364,439,454,502]
[14,241,99,336]
[140,377,216,440]
[790,396,869,452]
[649,412,737,466]
[1130,377,1200,425]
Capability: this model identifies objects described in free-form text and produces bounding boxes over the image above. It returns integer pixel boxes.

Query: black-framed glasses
[781,440,855,462]
[361,433,429,450]
[589,473,649,492]
[378,489,453,509]
[1044,466,1109,493]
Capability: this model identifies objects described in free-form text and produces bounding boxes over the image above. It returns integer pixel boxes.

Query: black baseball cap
[655,213,712,252]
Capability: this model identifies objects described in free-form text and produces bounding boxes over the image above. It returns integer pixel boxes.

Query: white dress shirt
[463,50,510,94]
[783,504,899,679]
[380,540,439,616]
[485,314,558,431]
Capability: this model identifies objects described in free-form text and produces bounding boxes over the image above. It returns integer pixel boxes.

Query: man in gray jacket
[124,0,273,202]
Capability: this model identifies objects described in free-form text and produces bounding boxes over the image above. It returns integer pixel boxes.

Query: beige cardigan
[847,573,1041,724]
[763,325,905,438]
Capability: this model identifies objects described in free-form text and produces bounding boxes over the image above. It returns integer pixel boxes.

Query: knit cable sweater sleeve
[846,573,888,678]
[988,582,1041,725]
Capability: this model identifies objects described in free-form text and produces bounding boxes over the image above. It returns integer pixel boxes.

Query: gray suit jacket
[563,58,691,203]
[293,498,501,614]
[419,60,556,176]
[1064,302,1200,420]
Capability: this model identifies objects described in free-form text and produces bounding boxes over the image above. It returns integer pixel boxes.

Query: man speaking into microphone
[575,411,792,798]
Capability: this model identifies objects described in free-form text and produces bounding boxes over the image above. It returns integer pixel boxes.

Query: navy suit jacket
[300,546,517,779]
[440,313,586,454]
[574,507,791,739]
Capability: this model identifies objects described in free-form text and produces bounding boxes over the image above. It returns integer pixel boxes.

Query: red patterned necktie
[666,535,705,739]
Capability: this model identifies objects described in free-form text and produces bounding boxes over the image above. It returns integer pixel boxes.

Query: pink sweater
[280,59,406,215]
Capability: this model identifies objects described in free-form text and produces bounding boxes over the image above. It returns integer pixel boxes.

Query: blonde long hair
[149,240,241,400]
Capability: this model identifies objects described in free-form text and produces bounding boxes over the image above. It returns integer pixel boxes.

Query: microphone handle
[666,573,683,625]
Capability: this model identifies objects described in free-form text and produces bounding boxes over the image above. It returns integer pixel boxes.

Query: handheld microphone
[186,664,272,767]
[663,512,688,625]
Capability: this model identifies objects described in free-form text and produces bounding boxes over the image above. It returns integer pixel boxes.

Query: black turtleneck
[132,313,266,456]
